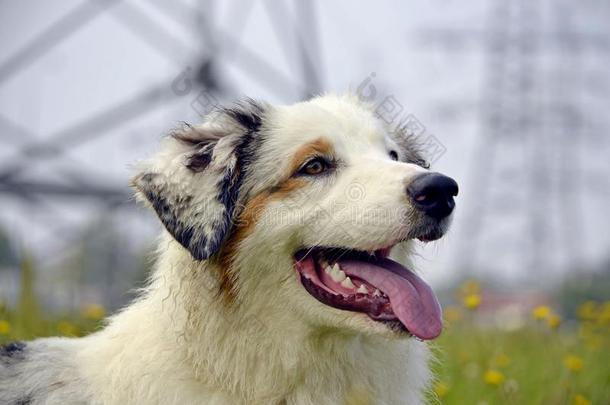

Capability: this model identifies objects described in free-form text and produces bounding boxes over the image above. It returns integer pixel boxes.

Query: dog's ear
[132,102,265,260]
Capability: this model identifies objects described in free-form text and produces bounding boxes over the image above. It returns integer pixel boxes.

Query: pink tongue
[339,258,442,340]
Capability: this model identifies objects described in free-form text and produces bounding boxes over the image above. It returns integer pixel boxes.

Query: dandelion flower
[563,355,584,372]
[433,381,449,398]
[584,334,603,352]
[492,353,511,368]
[483,369,505,386]
[598,301,610,325]
[547,314,562,329]
[532,305,551,320]
[572,394,591,405]
[0,320,11,335]
[444,306,462,323]
[577,301,598,321]
[458,350,470,363]
[460,280,480,295]
[57,321,79,337]
[463,294,481,310]
[82,304,106,321]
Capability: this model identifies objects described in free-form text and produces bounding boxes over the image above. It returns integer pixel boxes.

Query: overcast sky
[0,0,608,289]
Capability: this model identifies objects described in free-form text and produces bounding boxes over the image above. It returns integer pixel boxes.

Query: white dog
[0,94,457,405]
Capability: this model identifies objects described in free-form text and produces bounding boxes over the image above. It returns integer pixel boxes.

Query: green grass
[1,266,608,405]
[431,319,610,405]
[2,304,607,405]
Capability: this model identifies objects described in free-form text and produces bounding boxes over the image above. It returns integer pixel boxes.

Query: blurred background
[0,0,609,403]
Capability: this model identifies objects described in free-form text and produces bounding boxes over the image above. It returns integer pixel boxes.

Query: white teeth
[341,277,355,289]
[373,289,382,297]
[357,284,369,294]
[324,265,332,274]
[330,263,347,282]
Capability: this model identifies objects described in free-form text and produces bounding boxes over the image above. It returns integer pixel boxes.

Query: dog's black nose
[407,173,458,219]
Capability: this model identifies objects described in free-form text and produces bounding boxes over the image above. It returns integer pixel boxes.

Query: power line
[295,0,324,97]
[109,1,196,66]
[153,0,309,100]
[0,176,130,203]
[0,80,178,181]
[0,0,321,216]
[0,0,122,85]
[0,113,35,145]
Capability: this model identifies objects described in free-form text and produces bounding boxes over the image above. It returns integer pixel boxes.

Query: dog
[0,94,457,405]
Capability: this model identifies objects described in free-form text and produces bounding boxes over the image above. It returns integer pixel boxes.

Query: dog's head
[133,94,457,340]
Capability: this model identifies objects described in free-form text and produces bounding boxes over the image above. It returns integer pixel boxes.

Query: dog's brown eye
[300,157,329,176]
[389,150,399,161]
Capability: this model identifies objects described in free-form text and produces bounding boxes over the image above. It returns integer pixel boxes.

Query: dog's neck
[148,240,361,400]
[96,237,429,404]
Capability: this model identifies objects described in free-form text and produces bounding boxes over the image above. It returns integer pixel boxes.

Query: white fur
[0,94,447,405]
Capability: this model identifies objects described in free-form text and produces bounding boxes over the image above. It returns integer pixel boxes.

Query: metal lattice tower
[420,0,609,279]
[0,0,322,308]
[0,0,322,235]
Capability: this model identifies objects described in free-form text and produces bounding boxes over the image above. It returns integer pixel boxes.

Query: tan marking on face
[216,192,268,304]
[215,137,332,303]
[287,137,333,175]
[216,177,307,304]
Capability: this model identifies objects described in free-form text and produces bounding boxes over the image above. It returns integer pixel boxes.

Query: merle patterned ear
[132,169,233,261]
[133,101,265,260]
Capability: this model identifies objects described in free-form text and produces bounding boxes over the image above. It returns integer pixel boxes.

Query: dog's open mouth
[294,247,442,340]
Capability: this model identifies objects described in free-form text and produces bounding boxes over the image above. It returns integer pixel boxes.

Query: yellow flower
[572,394,591,405]
[577,301,598,321]
[458,350,470,363]
[444,306,463,323]
[57,321,79,337]
[433,381,449,398]
[0,320,11,335]
[492,353,511,368]
[483,369,505,386]
[563,355,584,372]
[82,304,106,321]
[584,334,603,352]
[547,314,562,329]
[532,305,551,320]
[460,279,480,295]
[463,294,481,310]
[578,323,593,340]
[598,301,610,325]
